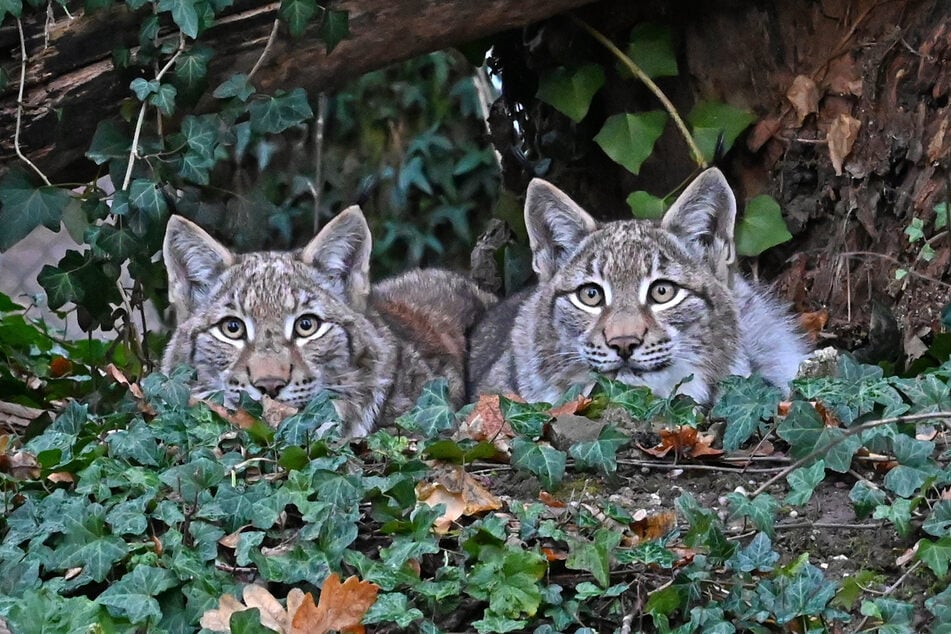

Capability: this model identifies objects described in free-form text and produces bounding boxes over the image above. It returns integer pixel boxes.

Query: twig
[749,411,951,499]
[617,458,787,474]
[838,251,951,289]
[14,18,52,185]
[248,18,280,80]
[122,34,185,191]
[572,16,707,169]
[312,92,328,235]
[850,560,923,633]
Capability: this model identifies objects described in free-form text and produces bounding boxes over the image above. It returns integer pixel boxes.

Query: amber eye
[293,313,322,338]
[218,317,246,340]
[576,283,605,307]
[648,280,679,304]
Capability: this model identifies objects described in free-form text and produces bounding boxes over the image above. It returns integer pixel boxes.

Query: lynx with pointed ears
[468,168,808,405]
[162,207,495,437]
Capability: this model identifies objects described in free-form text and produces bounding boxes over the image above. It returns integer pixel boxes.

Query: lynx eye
[218,317,246,340]
[575,283,605,308]
[293,313,323,338]
[648,280,679,304]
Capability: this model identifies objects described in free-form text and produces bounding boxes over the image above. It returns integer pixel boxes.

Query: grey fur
[468,168,808,405]
[162,208,495,437]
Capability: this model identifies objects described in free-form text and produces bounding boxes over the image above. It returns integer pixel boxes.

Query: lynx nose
[607,335,642,360]
[252,377,288,398]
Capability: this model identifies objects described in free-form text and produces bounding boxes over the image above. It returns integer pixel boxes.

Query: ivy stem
[249,18,280,81]
[121,34,185,191]
[749,411,951,499]
[571,16,707,169]
[14,18,52,186]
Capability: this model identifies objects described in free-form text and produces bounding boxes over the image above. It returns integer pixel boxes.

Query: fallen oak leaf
[290,573,379,634]
[417,462,502,533]
[199,593,251,632]
[242,584,288,632]
[549,394,593,417]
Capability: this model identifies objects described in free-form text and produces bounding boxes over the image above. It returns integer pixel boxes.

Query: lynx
[162,207,495,437]
[468,168,808,405]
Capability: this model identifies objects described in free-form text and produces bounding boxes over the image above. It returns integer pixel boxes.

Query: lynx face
[162,208,394,434]
[470,168,807,405]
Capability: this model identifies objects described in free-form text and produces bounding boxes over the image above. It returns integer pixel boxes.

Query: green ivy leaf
[873,498,915,538]
[95,225,142,261]
[688,101,756,163]
[593,111,668,175]
[149,83,177,116]
[53,503,129,583]
[0,170,70,251]
[86,120,131,166]
[735,195,792,257]
[97,565,178,624]
[228,608,274,634]
[849,480,886,519]
[158,0,199,38]
[785,459,825,506]
[510,438,565,490]
[569,425,629,475]
[128,178,168,218]
[817,427,862,473]
[0,0,23,22]
[625,23,678,79]
[175,45,212,87]
[499,397,550,439]
[395,379,456,437]
[712,375,783,451]
[626,190,667,219]
[727,492,778,537]
[363,592,424,627]
[924,500,951,537]
[729,531,779,573]
[130,78,159,100]
[918,537,951,579]
[566,529,621,587]
[319,8,349,53]
[249,88,313,133]
[777,401,823,462]
[214,73,255,101]
[279,0,316,37]
[536,64,605,123]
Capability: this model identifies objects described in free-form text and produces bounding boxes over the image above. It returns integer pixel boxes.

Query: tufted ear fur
[164,215,235,317]
[524,179,599,281]
[661,168,737,282]
[300,205,372,310]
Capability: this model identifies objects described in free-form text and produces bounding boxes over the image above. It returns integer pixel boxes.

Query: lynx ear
[525,179,598,281]
[301,205,372,310]
[164,215,234,316]
[661,168,737,280]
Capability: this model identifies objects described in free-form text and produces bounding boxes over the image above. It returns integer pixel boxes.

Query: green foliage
[593,111,668,176]
[536,64,605,123]
[735,194,794,257]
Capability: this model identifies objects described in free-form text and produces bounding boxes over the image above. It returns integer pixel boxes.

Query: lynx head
[519,168,741,404]
[162,208,389,430]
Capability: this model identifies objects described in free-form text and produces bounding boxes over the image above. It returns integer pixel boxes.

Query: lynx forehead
[468,168,808,405]
[162,207,494,437]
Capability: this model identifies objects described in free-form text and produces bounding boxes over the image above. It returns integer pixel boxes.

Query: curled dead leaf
[828,113,861,175]
[417,462,502,533]
[786,74,820,125]
[799,309,830,342]
[640,426,723,459]
[747,117,782,152]
[629,510,677,544]
[290,573,379,634]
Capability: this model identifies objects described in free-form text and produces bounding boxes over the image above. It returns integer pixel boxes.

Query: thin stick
[749,411,951,499]
[837,250,951,289]
[312,92,328,235]
[248,18,280,80]
[572,16,707,169]
[850,560,923,634]
[14,18,52,185]
[122,35,185,191]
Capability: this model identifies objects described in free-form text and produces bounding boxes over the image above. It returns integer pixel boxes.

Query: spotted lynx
[162,207,495,437]
[468,168,808,405]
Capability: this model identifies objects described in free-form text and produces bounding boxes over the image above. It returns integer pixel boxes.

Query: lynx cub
[162,207,495,437]
[468,168,808,405]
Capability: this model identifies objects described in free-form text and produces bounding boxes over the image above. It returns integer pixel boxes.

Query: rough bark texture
[487,0,949,359]
[0,0,597,182]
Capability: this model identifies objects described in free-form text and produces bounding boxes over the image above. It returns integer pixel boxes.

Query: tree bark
[0,0,597,182]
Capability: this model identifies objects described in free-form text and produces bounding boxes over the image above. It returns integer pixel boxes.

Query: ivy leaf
[569,425,629,475]
[688,100,756,163]
[917,537,951,579]
[924,500,951,537]
[95,225,142,261]
[128,178,168,218]
[86,120,131,166]
[0,0,23,22]
[735,194,793,257]
[510,438,565,490]
[566,529,621,587]
[536,64,605,123]
[785,460,825,506]
[499,397,550,439]
[158,0,199,38]
[849,480,886,519]
[712,375,783,451]
[148,83,177,116]
[319,8,350,53]
[97,565,178,623]
[729,532,779,573]
[53,504,129,583]
[625,23,678,79]
[249,88,313,133]
[727,492,778,537]
[395,379,456,437]
[873,498,914,538]
[777,401,823,462]
[214,73,255,101]
[175,45,212,88]
[626,190,667,220]
[130,77,160,100]
[594,111,668,175]
[817,427,862,473]
[279,0,316,38]
[0,170,70,251]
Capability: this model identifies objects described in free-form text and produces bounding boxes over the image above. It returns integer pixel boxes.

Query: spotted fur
[161,207,495,437]
[468,168,808,405]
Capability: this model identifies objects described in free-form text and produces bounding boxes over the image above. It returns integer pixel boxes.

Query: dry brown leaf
[541,546,568,561]
[49,355,73,378]
[538,491,566,508]
[828,113,861,175]
[242,584,287,632]
[417,463,502,533]
[290,573,379,634]
[199,593,250,632]
[786,74,820,125]
[47,471,75,484]
[630,510,677,544]
[262,395,298,428]
[459,394,514,442]
[747,117,782,152]
[799,309,830,342]
[202,399,260,430]
[8,450,40,480]
[640,427,723,459]
[549,394,593,417]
